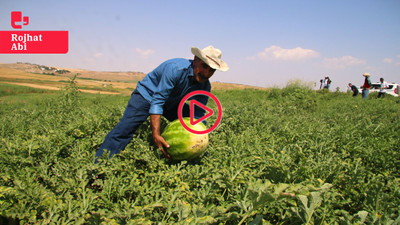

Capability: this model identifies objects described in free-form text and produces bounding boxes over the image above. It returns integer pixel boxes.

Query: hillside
[0,62,146,82]
[0,63,264,94]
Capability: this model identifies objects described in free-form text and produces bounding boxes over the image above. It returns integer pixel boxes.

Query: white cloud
[383,58,393,63]
[135,48,155,58]
[323,56,366,69]
[252,45,320,61]
[93,52,103,57]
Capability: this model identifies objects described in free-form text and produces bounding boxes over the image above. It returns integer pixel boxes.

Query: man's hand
[150,114,170,158]
[153,134,170,158]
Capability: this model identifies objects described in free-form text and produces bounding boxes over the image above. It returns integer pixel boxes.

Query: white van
[358,82,400,97]
[367,82,399,97]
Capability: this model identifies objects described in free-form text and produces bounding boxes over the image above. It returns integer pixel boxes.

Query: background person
[323,76,332,89]
[378,77,388,98]
[361,73,371,99]
[95,45,229,162]
[348,83,359,97]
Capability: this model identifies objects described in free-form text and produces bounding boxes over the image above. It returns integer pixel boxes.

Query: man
[95,45,229,161]
[348,83,359,97]
[361,73,371,99]
[378,77,388,98]
[323,76,332,90]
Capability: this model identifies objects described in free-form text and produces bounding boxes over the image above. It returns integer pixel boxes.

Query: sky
[1,0,400,91]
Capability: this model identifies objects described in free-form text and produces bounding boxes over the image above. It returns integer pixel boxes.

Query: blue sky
[1,0,399,90]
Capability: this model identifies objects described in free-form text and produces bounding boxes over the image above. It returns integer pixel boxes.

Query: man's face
[193,57,216,83]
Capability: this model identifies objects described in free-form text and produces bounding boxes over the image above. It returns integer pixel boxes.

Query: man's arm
[150,114,170,158]
[149,63,179,115]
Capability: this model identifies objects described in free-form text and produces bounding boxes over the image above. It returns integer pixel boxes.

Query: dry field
[0,63,264,95]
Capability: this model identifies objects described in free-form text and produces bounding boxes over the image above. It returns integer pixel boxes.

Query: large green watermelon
[161,118,209,160]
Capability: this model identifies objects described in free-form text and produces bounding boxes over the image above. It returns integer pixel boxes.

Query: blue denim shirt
[136,58,211,117]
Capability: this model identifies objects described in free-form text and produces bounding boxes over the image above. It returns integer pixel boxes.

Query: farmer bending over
[95,46,229,162]
[348,83,359,97]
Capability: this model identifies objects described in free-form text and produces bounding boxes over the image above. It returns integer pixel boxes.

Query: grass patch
[0,83,56,97]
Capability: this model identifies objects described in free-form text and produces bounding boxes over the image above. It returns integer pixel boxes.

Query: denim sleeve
[149,63,179,115]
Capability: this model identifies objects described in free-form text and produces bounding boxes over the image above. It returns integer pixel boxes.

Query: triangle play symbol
[190,99,214,125]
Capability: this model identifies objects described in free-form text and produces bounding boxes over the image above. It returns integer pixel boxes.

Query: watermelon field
[1,80,400,224]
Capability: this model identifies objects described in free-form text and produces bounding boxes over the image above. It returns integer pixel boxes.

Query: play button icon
[190,99,214,125]
[178,90,223,135]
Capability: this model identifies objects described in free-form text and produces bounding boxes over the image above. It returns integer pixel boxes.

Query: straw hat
[363,73,370,77]
[191,45,229,72]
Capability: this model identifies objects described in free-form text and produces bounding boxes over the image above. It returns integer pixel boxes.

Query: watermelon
[161,118,209,160]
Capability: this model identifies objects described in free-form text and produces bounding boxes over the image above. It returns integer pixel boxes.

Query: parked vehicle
[359,82,399,97]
